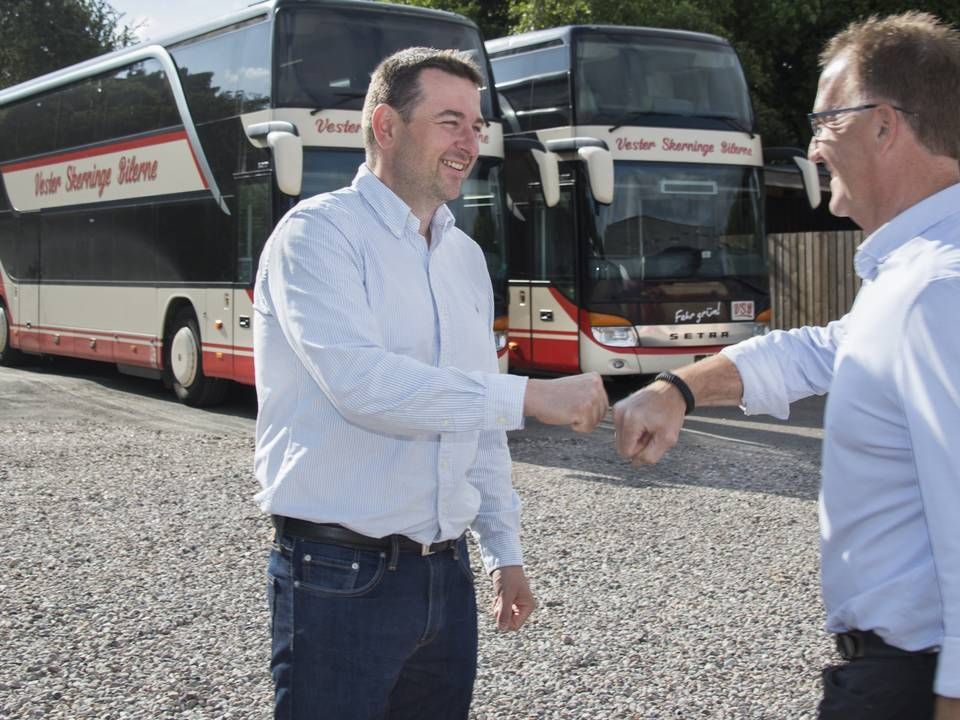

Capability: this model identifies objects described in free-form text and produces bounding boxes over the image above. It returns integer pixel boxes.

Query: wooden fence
[767,230,864,330]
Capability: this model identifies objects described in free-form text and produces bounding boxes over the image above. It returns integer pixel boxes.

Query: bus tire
[0,302,26,367]
[164,308,228,407]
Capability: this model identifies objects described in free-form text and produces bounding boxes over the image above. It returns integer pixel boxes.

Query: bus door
[17,215,40,353]
[509,180,580,374]
[232,172,272,385]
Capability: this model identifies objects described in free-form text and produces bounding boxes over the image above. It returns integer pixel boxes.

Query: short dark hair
[362,47,483,160]
[821,11,960,159]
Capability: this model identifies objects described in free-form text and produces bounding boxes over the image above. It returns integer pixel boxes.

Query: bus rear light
[755,308,772,326]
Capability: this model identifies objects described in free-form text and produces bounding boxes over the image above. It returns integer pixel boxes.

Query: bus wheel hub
[170,326,198,387]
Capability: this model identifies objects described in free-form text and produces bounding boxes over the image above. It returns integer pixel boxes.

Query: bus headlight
[590,325,639,347]
[588,312,639,347]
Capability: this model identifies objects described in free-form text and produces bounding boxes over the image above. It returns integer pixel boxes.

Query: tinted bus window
[275,7,494,118]
[100,60,180,139]
[575,34,752,126]
[172,20,271,124]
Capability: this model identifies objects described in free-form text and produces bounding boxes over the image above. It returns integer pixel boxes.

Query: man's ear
[371,103,399,151]
[875,104,898,148]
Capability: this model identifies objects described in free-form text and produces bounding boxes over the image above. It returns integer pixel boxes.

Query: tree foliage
[0,0,135,90]
[398,0,960,148]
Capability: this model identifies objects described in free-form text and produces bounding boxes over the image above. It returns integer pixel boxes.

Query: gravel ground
[0,370,831,719]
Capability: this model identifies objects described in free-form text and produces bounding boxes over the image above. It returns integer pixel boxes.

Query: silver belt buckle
[420,543,435,556]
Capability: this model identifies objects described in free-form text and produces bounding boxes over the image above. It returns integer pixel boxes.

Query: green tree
[392,0,512,40]
[0,0,136,90]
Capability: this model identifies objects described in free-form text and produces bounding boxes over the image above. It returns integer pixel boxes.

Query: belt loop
[387,535,399,571]
[452,537,460,560]
[272,515,285,541]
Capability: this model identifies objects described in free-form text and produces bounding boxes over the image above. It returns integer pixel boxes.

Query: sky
[110,0,256,43]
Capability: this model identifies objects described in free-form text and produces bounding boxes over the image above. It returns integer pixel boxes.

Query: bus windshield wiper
[609,111,755,137]
[310,89,367,115]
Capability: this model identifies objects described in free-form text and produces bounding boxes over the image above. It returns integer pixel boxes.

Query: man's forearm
[670,354,745,408]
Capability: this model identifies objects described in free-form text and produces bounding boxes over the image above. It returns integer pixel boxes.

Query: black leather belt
[835,630,937,661]
[273,515,461,556]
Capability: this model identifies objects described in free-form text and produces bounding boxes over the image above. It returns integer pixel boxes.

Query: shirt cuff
[475,529,524,574]
[484,372,528,431]
[720,340,790,420]
[935,635,960,697]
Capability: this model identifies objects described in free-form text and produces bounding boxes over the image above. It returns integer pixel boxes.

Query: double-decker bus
[0,0,538,404]
[487,25,817,376]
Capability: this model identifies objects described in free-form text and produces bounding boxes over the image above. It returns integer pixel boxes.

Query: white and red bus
[487,25,816,376]
[0,0,529,404]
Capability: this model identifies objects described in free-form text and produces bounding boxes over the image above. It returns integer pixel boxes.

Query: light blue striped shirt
[252,164,529,572]
[722,182,960,697]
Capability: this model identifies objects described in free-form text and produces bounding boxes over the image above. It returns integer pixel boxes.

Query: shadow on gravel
[511,379,825,503]
[15,356,258,421]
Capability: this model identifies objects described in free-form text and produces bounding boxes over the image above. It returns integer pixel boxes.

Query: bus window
[236,174,271,285]
[274,7,494,118]
[172,20,271,124]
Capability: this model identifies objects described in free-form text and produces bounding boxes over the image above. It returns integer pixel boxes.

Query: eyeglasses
[807,103,916,137]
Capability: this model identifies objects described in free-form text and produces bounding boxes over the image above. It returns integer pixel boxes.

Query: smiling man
[612,12,960,720]
[252,48,608,720]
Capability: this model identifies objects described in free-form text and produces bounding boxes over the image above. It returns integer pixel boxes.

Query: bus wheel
[164,308,228,407]
[0,302,26,367]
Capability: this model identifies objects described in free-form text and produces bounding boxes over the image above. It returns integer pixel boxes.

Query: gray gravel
[0,368,831,719]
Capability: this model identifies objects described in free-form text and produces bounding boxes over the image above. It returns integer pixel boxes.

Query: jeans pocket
[454,538,475,584]
[296,542,387,597]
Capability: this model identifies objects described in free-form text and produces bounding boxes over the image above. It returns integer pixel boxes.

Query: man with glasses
[612,12,960,719]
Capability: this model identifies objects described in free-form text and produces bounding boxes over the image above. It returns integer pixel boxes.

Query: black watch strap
[654,371,695,415]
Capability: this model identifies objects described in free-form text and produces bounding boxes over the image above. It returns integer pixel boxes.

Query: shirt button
[497,416,507,425]
[440,460,449,471]
[442,419,451,428]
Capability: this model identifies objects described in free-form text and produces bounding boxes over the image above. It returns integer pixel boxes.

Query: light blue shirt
[252,164,529,572]
[722,183,960,697]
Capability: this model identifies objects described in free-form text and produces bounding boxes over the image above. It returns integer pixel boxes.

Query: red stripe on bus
[510,327,578,337]
[202,342,253,352]
[16,322,155,343]
[0,130,191,173]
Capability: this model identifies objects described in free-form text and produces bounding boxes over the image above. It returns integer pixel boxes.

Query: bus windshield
[575,33,752,127]
[275,7,494,118]
[302,148,364,198]
[586,162,764,302]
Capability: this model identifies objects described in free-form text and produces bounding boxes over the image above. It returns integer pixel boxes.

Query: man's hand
[612,380,687,465]
[523,373,609,432]
[935,696,960,720]
[490,565,536,631]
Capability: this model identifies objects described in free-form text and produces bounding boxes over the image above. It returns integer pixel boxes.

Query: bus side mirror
[245,121,303,198]
[530,149,560,207]
[503,137,560,208]
[578,146,614,205]
[793,156,821,209]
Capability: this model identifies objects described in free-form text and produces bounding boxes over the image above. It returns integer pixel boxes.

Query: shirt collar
[352,163,456,241]
[855,182,960,280]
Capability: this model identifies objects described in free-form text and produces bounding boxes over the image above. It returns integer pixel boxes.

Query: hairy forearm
[670,354,744,408]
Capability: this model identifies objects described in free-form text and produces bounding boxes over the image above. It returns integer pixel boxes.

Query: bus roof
[486,24,730,58]
[0,0,478,106]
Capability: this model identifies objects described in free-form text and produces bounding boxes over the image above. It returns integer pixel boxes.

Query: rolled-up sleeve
[720,317,847,419]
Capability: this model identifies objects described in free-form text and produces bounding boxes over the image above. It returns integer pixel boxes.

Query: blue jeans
[268,533,478,720]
